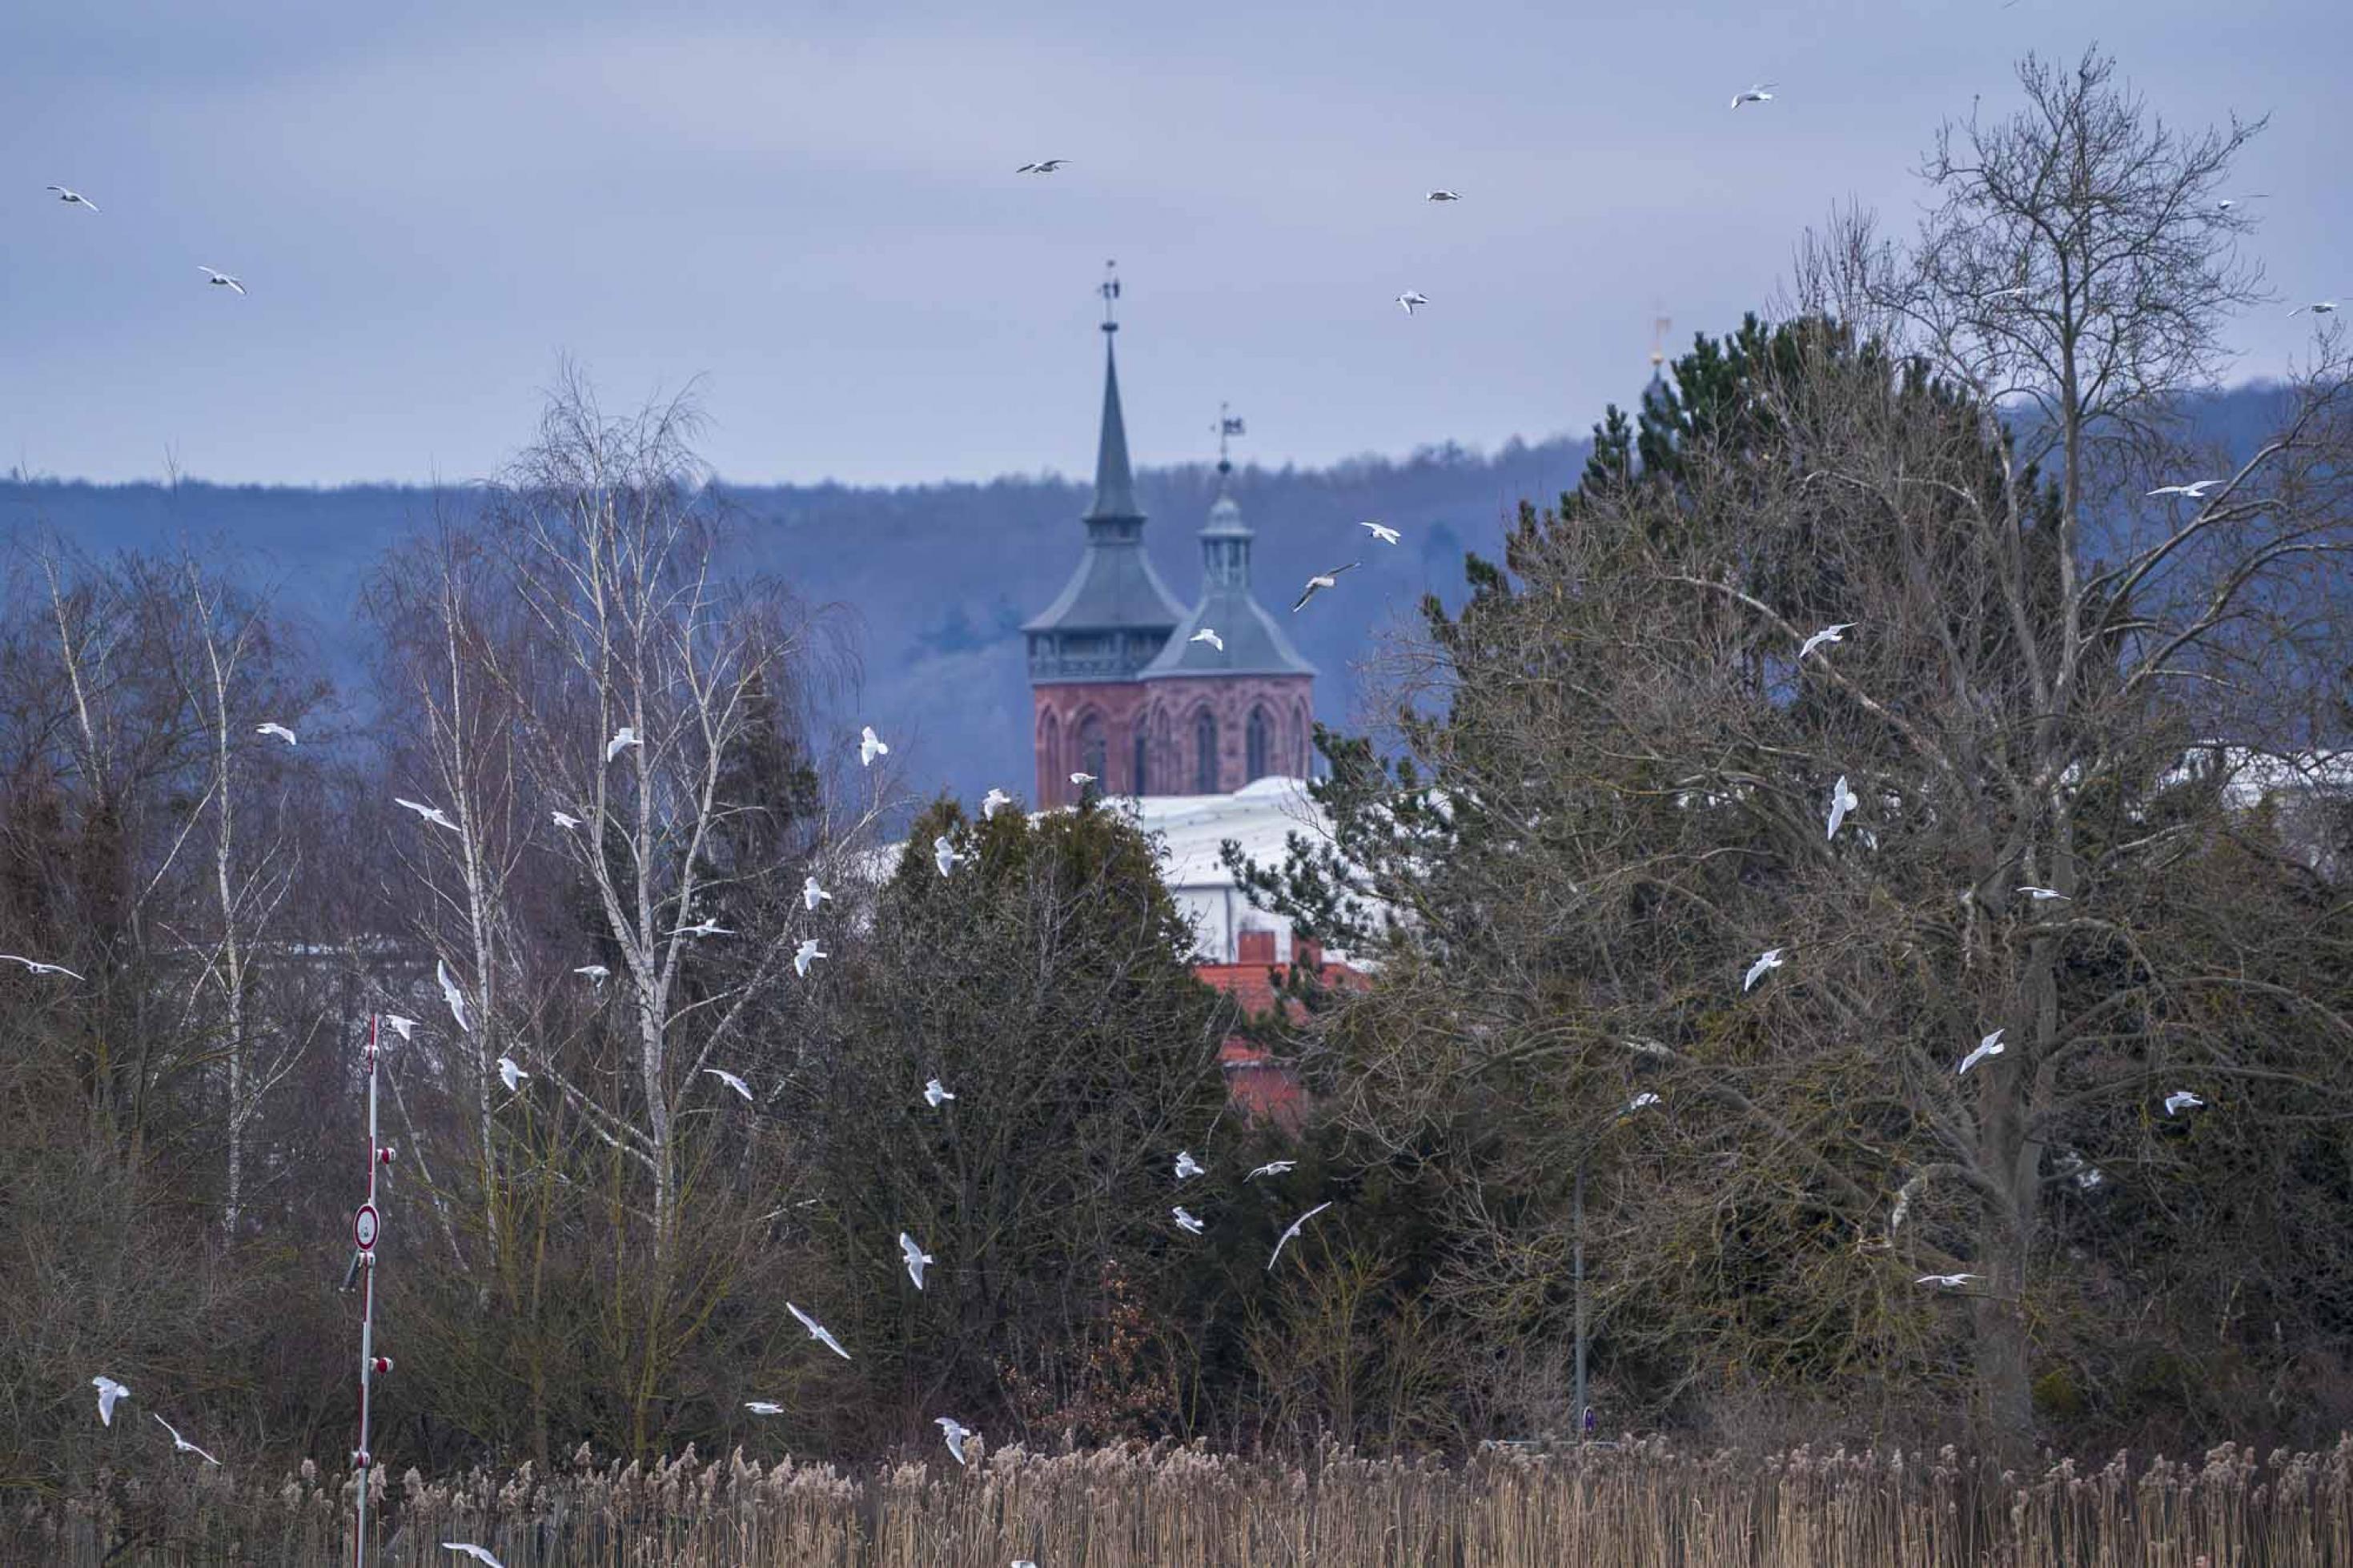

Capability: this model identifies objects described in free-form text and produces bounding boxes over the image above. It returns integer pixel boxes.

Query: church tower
[1023,265,1188,808]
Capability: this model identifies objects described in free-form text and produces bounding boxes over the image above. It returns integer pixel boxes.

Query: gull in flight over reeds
[743,1402,785,1417]
[803,876,832,911]
[2165,1090,2206,1116]
[93,1377,130,1426]
[934,836,964,876]
[859,725,889,767]
[1958,1029,2005,1076]
[395,796,460,832]
[1191,628,1224,652]
[1016,159,1069,174]
[1730,82,1775,108]
[2017,885,2068,901]
[2,953,85,980]
[442,1546,505,1567]
[604,726,641,763]
[787,1301,851,1360]
[1798,623,1853,660]
[153,1414,221,1465]
[982,788,1014,820]
[572,964,608,985]
[2146,479,2220,499]
[795,939,825,977]
[2289,300,2338,317]
[383,1014,416,1041]
[1426,190,1460,202]
[497,1056,528,1093]
[199,266,247,295]
[673,918,733,939]
[1267,1201,1334,1270]
[437,958,472,1033]
[256,722,297,745]
[1247,1161,1296,1181]
[1742,948,1785,993]
[1174,1149,1207,1181]
[924,1077,956,1109]
[551,809,582,829]
[1826,775,1860,840]
[1070,772,1096,786]
[1362,520,1401,544]
[1621,1091,1661,1116]
[935,1416,975,1465]
[900,1233,933,1289]
[703,1068,753,1103]
[1293,563,1360,612]
[1172,1205,1206,1235]
[1916,1273,1978,1289]
[1397,290,1429,315]
[46,184,98,211]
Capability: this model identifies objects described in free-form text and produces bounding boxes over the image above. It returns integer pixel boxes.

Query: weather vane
[1100,259,1120,331]
[1212,402,1246,468]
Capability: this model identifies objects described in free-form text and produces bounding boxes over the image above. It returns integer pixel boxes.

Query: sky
[3,0,2345,488]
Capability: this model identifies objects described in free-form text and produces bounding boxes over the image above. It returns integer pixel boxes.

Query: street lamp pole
[348,1016,395,1566]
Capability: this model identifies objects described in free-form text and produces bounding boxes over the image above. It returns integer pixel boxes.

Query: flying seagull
[794,939,825,977]
[1620,1091,1661,1116]
[442,1546,505,1567]
[2215,194,2267,211]
[436,958,471,1033]
[1267,1201,1335,1270]
[673,918,733,939]
[934,835,964,876]
[153,1414,221,1465]
[394,796,460,832]
[859,725,889,767]
[1070,772,1096,786]
[1730,82,1775,108]
[383,1014,417,1041]
[702,1067,754,1103]
[935,1415,975,1465]
[802,876,832,911]
[2146,479,2220,499]
[1797,623,1853,660]
[1396,291,1429,315]
[1247,1161,1296,1181]
[2289,301,2339,317]
[199,266,246,295]
[1171,1205,1206,1235]
[900,1232,934,1289]
[1,953,85,980]
[1958,1029,2006,1076]
[1293,563,1360,612]
[1190,628,1224,652]
[1425,190,1460,202]
[572,964,609,984]
[1174,1149,1207,1181]
[924,1077,956,1108]
[743,1402,785,1417]
[1362,520,1401,544]
[1826,775,1860,840]
[786,1301,851,1360]
[92,1376,130,1427]
[1016,159,1069,174]
[255,722,297,745]
[497,1056,528,1093]
[551,810,583,829]
[2164,1090,2206,1117]
[981,788,1014,820]
[46,185,98,211]
[604,726,641,763]
[1742,948,1785,993]
[1916,1273,1978,1289]
[2016,885,2069,901]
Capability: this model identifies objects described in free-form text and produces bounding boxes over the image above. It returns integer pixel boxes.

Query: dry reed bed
[13,1436,2353,1566]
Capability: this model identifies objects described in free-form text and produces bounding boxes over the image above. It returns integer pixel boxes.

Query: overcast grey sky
[4,0,2343,487]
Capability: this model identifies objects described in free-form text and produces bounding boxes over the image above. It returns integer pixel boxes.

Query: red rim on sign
[354,1203,379,1252]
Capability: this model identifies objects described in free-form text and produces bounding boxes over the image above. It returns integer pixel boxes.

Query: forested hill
[0,383,2294,809]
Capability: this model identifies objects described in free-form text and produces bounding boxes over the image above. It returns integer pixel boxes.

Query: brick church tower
[1025,271,1316,807]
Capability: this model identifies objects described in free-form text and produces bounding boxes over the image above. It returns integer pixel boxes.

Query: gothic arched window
[1194,709,1219,794]
[1078,712,1107,788]
[1041,710,1061,788]
[1245,706,1271,782]
[1131,727,1149,796]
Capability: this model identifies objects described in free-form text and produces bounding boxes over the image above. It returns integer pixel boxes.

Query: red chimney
[1237,929,1277,964]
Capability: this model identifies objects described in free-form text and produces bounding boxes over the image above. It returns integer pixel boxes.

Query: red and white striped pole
[350,1015,395,1566]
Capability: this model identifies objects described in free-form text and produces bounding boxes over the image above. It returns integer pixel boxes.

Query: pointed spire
[1087,262,1139,520]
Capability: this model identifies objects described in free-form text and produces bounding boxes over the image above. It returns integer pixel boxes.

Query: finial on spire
[1100,259,1121,333]
[1212,402,1245,474]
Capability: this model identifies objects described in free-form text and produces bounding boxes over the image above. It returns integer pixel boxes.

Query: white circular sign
[354,1203,379,1251]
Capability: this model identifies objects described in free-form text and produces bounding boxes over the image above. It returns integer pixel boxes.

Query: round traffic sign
[354,1203,379,1251]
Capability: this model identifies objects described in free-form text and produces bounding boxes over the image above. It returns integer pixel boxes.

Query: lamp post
[348,1016,395,1565]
